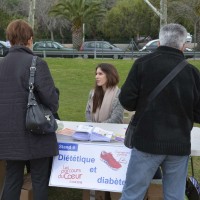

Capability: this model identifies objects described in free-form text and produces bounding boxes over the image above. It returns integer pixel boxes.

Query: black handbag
[26,56,58,134]
[124,60,188,149]
[185,157,200,200]
[124,115,136,149]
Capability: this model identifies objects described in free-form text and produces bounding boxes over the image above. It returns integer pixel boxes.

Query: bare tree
[0,0,8,10]
[160,0,167,27]
[0,0,70,42]
[28,0,36,29]
[144,0,167,27]
[7,0,29,16]
[35,0,70,41]
[103,0,117,10]
[169,0,200,50]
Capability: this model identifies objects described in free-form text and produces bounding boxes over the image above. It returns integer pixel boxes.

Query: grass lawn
[47,58,133,121]
[46,58,200,199]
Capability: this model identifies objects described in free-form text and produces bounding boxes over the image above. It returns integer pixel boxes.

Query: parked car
[186,33,192,43]
[0,41,10,56]
[139,39,159,52]
[33,41,74,51]
[139,39,193,58]
[80,41,123,59]
[136,36,152,44]
[33,41,76,58]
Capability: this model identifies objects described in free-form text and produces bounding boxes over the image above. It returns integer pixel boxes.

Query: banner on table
[49,142,131,192]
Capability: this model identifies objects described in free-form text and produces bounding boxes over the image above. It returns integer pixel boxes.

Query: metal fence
[32,50,200,59]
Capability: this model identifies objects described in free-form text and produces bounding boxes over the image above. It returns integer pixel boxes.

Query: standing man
[119,23,200,200]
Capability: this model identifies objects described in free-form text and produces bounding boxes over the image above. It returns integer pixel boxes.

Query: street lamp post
[28,0,36,29]
[144,0,167,28]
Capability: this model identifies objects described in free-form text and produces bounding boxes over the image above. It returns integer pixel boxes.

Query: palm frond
[49,0,106,50]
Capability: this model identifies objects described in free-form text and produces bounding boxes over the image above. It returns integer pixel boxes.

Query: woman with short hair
[0,19,59,200]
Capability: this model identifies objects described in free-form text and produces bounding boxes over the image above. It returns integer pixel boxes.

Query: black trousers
[2,157,50,200]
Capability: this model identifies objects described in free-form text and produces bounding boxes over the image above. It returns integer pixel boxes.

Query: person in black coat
[119,23,200,200]
[0,19,59,200]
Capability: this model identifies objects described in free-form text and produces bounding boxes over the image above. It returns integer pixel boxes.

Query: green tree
[102,0,159,42]
[49,0,105,50]
[0,9,13,40]
[168,0,200,50]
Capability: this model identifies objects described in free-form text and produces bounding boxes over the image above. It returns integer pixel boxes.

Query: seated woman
[86,63,124,123]
[85,63,124,200]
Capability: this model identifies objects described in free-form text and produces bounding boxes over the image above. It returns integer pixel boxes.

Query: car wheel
[83,54,88,59]
[113,54,118,59]
[3,49,9,57]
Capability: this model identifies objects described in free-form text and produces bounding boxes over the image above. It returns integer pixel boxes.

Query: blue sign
[58,143,78,151]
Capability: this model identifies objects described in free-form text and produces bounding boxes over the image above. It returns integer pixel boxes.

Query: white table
[191,127,200,156]
[49,121,200,192]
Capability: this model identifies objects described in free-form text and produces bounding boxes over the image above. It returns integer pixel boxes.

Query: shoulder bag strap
[28,56,37,89]
[148,60,188,102]
[27,56,38,106]
[131,60,188,123]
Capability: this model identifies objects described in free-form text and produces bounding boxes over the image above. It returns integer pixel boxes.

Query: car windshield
[149,41,158,47]
[53,42,64,48]
[34,41,64,49]
[0,41,7,46]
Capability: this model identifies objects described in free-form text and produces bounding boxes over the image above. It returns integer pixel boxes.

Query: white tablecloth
[49,121,200,192]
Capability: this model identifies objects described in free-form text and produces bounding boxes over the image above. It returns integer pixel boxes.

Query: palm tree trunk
[72,25,83,50]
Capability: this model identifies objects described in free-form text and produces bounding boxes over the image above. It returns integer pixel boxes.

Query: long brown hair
[92,63,119,113]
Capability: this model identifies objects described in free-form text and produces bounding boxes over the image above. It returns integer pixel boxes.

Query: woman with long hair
[86,63,124,123]
[85,63,124,200]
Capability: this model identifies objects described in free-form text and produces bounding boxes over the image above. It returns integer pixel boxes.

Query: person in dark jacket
[119,23,200,200]
[0,19,59,200]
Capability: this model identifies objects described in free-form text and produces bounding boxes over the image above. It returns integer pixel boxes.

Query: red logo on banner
[58,166,83,183]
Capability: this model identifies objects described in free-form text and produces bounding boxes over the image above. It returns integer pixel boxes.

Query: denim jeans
[120,147,189,200]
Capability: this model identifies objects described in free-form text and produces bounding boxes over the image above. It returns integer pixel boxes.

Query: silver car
[0,41,9,56]
[80,41,123,59]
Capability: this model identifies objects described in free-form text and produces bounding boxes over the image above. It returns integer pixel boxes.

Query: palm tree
[49,0,105,50]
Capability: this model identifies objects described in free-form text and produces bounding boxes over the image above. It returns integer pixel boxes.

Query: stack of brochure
[113,133,125,142]
[72,125,113,142]
[90,127,113,142]
[72,125,93,141]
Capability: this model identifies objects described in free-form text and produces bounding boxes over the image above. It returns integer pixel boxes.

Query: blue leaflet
[72,125,113,142]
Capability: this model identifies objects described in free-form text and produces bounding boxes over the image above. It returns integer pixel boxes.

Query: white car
[139,39,193,58]
[140,38,193,52]
[186,33,192,43]
[139,39,159,52]
[0,41,10,56]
